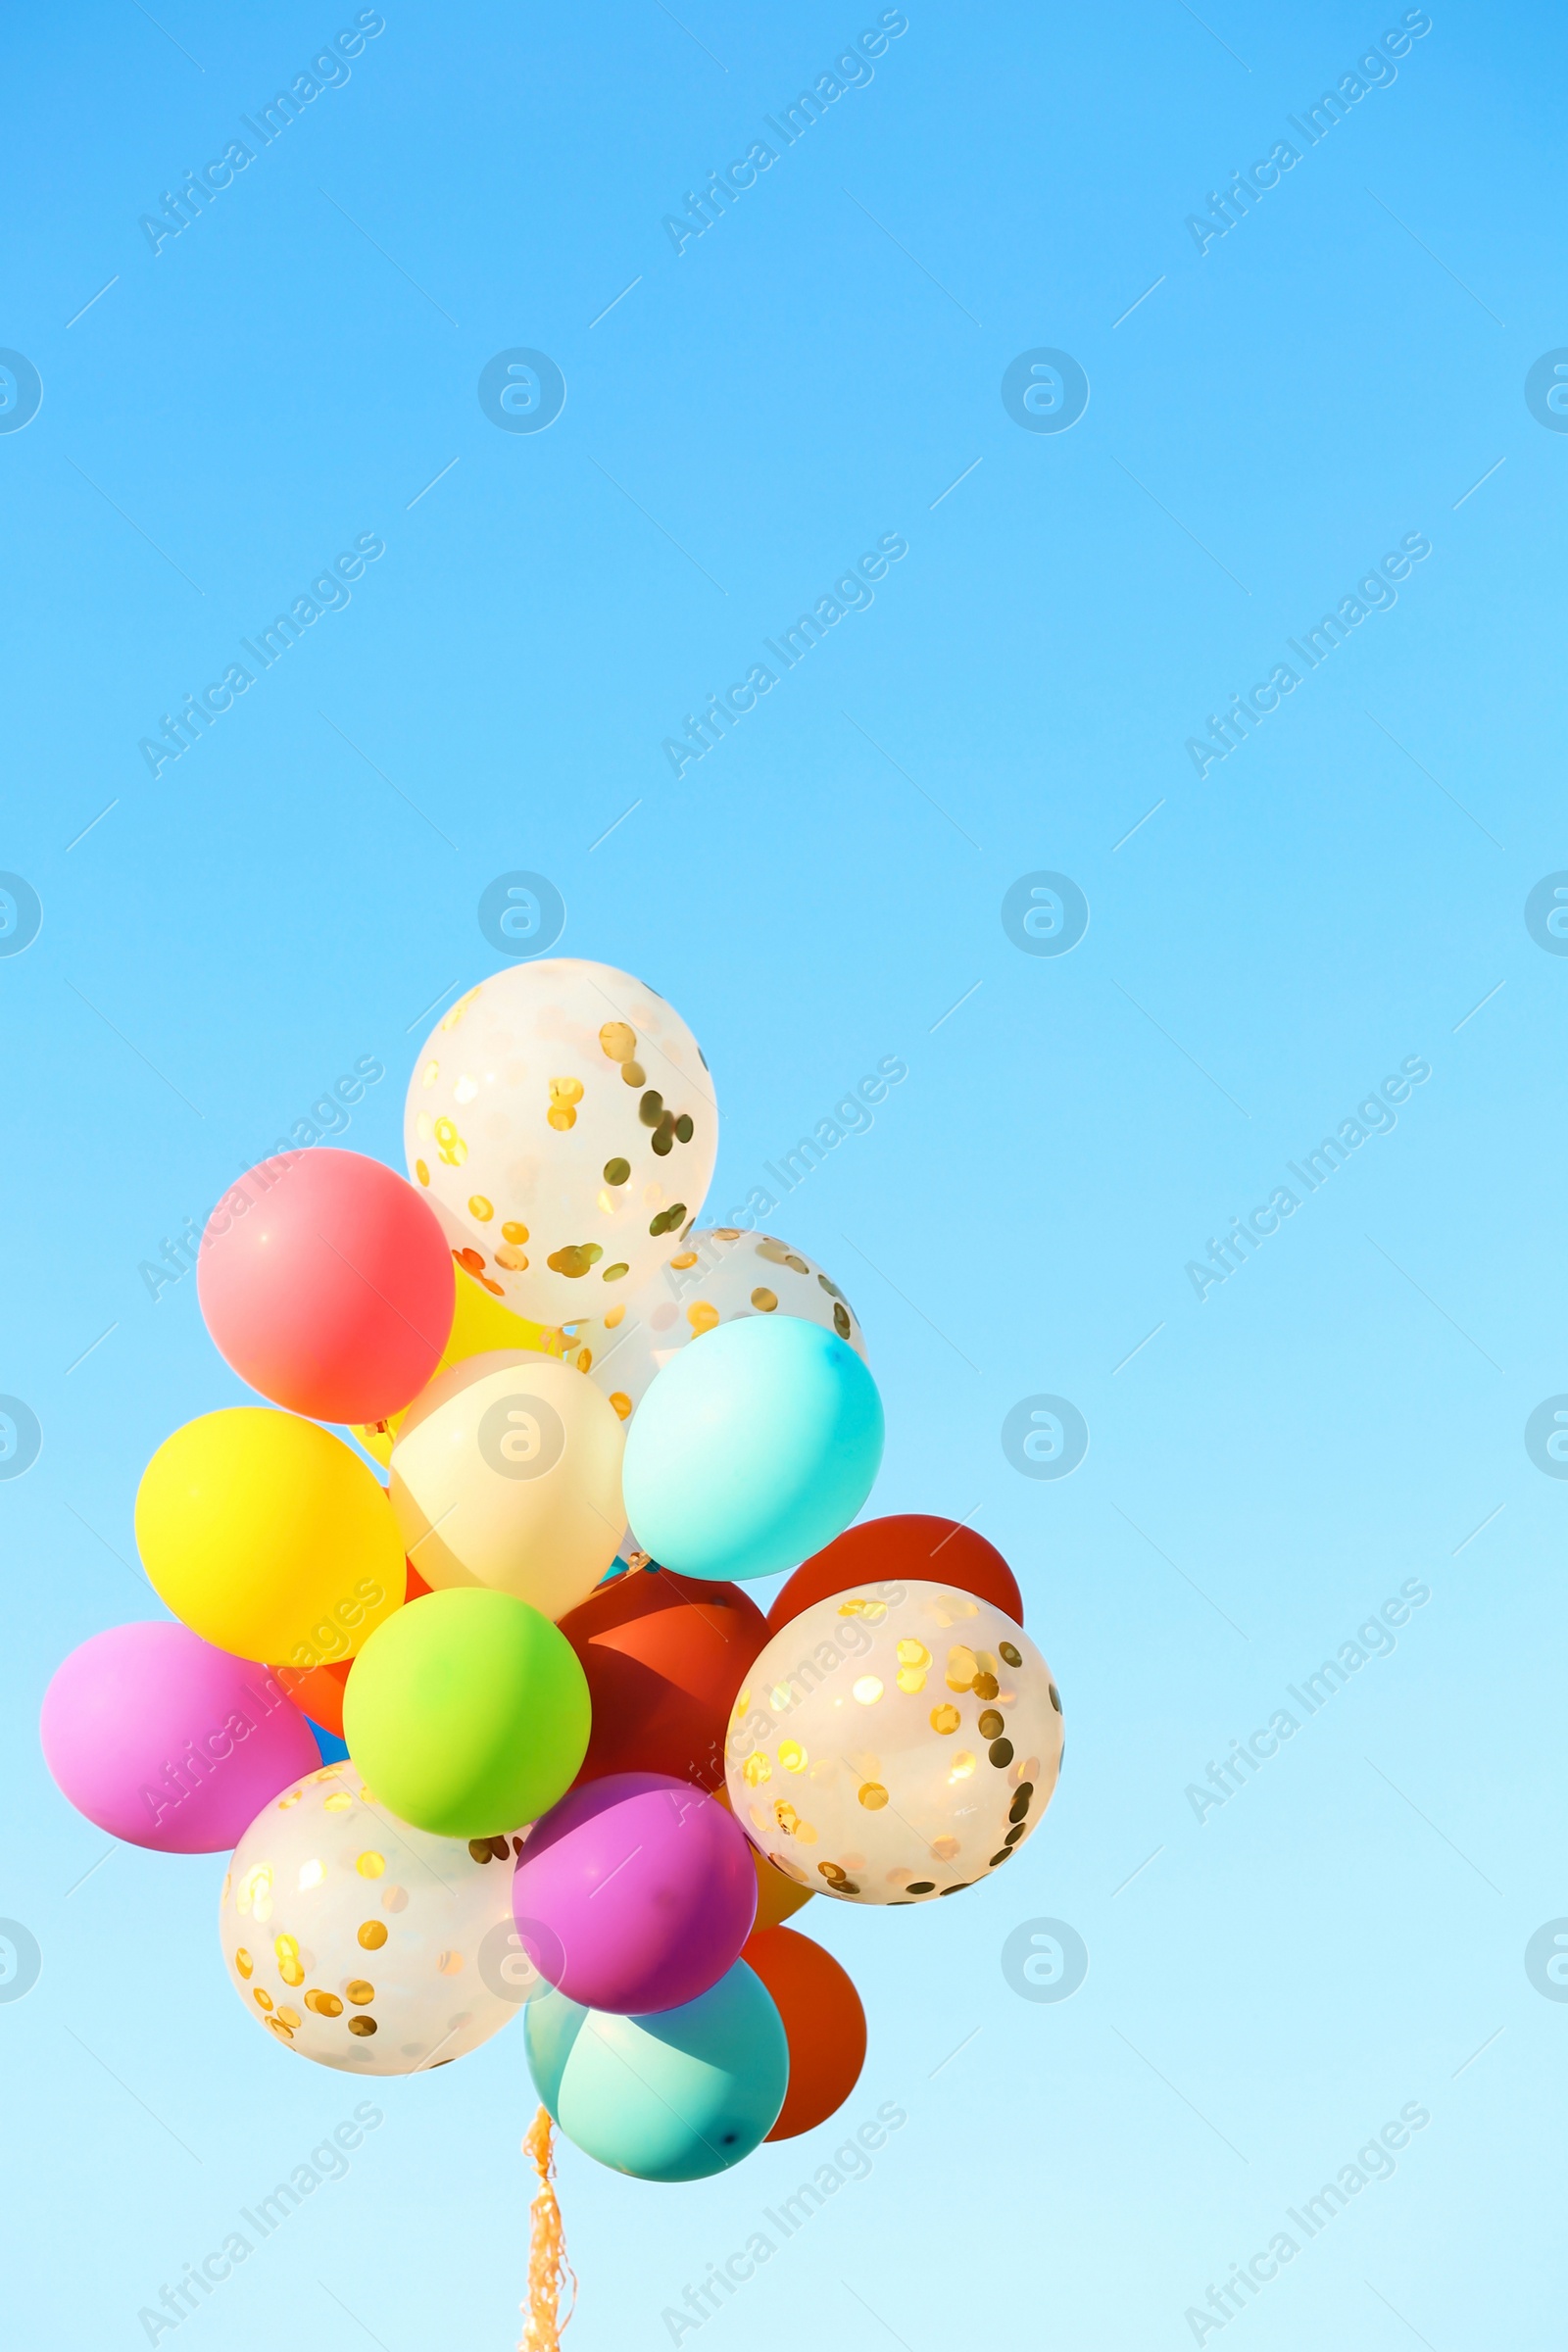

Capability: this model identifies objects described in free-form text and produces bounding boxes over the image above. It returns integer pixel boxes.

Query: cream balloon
[220,1762,541,2075]
[724,1581,1063,1905]
[564,1227,867,1425]
[404,960,718,1325]
[389,1349,624,1618]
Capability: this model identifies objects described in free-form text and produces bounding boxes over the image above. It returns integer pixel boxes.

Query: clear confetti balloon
[724,1582,1063,1906]
[219,1763,539,2074]
[565,1227,866,1425]
[404,961,718,1326]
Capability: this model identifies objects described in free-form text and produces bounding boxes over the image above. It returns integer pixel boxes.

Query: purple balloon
[512,1771,757,2014]
[40,1622,321,1854]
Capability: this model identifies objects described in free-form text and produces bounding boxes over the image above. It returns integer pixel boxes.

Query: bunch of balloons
[41,958,1065,2187]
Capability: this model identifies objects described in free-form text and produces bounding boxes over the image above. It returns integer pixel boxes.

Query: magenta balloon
[197,1146,455,1425]
[40,1623,321,1854]
[512,1772,758,2014]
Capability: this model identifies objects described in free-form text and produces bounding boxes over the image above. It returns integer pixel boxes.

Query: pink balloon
[198,1147,454,1424]
[40,1622,320,1854]
[513,1772,757,2014]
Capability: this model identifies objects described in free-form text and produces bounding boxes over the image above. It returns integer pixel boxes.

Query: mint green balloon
[342,1587,589,1836]
[524,1961,788,2180]
[621,1314,884,1581]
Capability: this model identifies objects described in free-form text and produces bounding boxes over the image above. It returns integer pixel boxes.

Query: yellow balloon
[355,1263,562,1468]
[389,1349,624,1619]
[136,1408,405,1668]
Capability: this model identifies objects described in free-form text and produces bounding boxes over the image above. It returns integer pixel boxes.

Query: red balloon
[559,1567,770,1791]
[742,1927,866,2140]
[198,1148,454,1426]
[766,1512,1023,1634]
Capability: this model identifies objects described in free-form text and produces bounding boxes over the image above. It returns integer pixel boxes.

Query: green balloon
[342,1588,590,1836]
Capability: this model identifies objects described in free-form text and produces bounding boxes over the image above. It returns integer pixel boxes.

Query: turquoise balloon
[621,1316,883,1581]
[524,1961,788,2181]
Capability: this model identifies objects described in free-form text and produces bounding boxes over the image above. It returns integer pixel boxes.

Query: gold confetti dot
[833,1302,851,1338]
[437,1950,465,1977]
[858,1783,889,1809]
[416,1159,429,1186]
[346,1980,375,2006]
[930,1703,961,1735]
[1000,1641,1022,1668]
[358,1921,388,1949]
[853,1677,885,1705]
[323,1791,353,1812]
[949,1751,977,1781]
[687,1300,720,1334]
[670,1251,699,1270]
[253,1987,274,2012]
[276,2006,302,2030]
[496,1244,529,1271]
[279,1957,305,1987]
[306,1989,344,2017]
[433,1117,467,1167]
[502,1220,529,1243]
[599,1022,636,1062]
[575,1348,593,1372]
[356,1852,384,1878]
[548,1243,603,1277]
[779,1740,808,1774]
[601,1263,629,1282]
[267,2015,293,2039]
[347,2016,377,2037]
[234,1947,253,1978]
[972,1672,1000,1700]
[743,1752,772,1787]
[978,1709,1004,1740]
[751,1287,778,1311]
[621,1061,645,1087]
[421,1060,439,1088]
[467,1195,494,1222]
[610,1392,632,1420]
[946,1646,979,1692]
[604,1304,626,1330]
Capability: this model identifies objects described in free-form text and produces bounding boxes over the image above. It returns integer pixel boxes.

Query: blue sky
[3,3,1567,2346]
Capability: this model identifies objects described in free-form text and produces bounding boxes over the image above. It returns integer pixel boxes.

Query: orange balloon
[716,1788,814,1927]
[767,1512,1023,1634]
[273,1657,351,1736]
[742,1926,866,2140]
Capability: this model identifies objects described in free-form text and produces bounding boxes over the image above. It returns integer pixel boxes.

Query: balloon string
[519,2106,576,2352]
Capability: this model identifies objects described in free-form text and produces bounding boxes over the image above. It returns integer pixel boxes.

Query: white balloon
[404,960,718,1325]
[564,1226,867,1425]
[220,1762,541,2074]
[725,1581,1063,1906]
[388,1350,624,1619]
